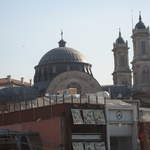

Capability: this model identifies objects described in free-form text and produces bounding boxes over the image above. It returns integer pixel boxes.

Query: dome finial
[139,11,142,21]
[135,11,146,29]
[116,28,125,44]
[58,30,66,47]
[119,28,121,37]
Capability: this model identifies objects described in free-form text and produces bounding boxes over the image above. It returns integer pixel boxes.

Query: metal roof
[38,47,88,65]
[135,21,146,29]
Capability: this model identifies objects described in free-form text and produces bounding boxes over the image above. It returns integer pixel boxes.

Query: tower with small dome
[112,30,132,87]
[132,13,150,92]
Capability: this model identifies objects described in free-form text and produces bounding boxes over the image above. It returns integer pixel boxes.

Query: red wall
[0,117,62,150]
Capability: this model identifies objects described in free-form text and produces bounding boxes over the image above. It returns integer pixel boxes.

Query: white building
[105,100,139,150]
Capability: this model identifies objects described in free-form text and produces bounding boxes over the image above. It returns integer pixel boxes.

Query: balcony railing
[0,94,106,114]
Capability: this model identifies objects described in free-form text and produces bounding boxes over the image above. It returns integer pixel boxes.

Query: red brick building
[0,97,107,150]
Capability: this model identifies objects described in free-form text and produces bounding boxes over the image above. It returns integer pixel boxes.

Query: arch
[67,65,70,71]
[20,136,30,150]
[43,68,48,80]
[52,66,56,73]
[119,55,126,67]
[142,67,150,83]
[141,41,146,55]
[38,70,42,81]
[46,71,102,95]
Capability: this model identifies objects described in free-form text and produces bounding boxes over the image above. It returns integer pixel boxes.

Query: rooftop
[0,77,31,87]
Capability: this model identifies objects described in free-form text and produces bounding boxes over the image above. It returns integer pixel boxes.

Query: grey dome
[135,15,146,30]
[39,47,87,65]
[116,37,125,44]
[135,21,146,29]
[116,31,125,44]
[34,39,93,92]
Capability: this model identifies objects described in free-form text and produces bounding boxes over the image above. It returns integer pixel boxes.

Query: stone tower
[132,14,150,92]
[112,31,132,87]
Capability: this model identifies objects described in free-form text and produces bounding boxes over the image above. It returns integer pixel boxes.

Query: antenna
[131,9,134,29]
[119,28,121,37]
[139,11,142,21]
[61,30,63,40]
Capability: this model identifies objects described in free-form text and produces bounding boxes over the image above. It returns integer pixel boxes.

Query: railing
[0,94,106,114]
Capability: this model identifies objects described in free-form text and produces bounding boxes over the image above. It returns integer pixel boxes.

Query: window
[122,81,128,86]
[38,70,42,80]
[142,69,150,83]
[44,69,47,80]
[141,41,146,55]
[21,136,30,150]
[52,66,56,73]
[119,55,126,66]
[67,65,70,71]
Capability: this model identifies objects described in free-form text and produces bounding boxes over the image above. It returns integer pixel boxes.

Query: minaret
[112,30,132,87]
[132,13,150,92]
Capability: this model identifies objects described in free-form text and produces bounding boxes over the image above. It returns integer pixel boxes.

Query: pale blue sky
[0,0,150,85]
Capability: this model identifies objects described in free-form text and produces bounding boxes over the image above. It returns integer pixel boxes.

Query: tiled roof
[0,78,31,86]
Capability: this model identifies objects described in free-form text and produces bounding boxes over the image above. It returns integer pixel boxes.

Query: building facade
[0,96,139,150]
[0,75,31,89]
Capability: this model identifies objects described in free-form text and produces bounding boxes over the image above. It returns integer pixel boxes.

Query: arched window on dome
[67,65,70,71]
[44,69,47,80]
[79,65,83,72]
[83,65,86,73]
[52,66,56,73]
[34,70,38,82]
[38,70,42,81]
[86,67,89,74]
[89,68,93,76]
[87,66,92,75]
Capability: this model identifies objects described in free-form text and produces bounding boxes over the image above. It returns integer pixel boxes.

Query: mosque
[0,32,102,104]
[0,13,150,105]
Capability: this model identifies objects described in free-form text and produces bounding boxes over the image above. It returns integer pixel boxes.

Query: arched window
[141,41,146,55]
[52,66,56,73]
[122,81,128,86]
[67,65,70,71]
[20,136,30,150]
[142,69,150,83]
[44,69,47,80]
[86,67,89,74]
[38,70,42,81]
[119,55,126,67]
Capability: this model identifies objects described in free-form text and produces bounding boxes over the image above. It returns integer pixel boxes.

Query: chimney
[7,75,11,82]
[21,77,24,84]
